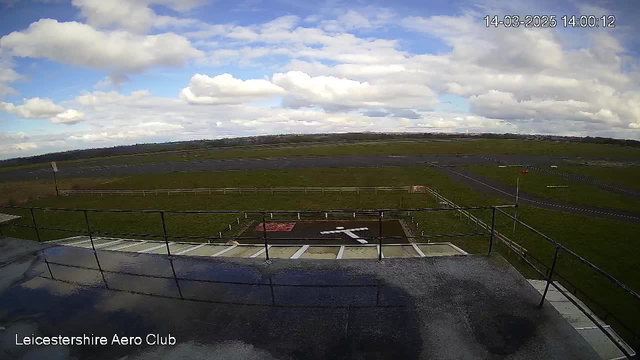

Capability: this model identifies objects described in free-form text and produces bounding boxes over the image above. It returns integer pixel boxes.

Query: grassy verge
[1,166,638,344]
[3,138,640,173]
[91,167,440,189]
[465,165,640,213]
[561,166,640,191]
[0,177,123,206]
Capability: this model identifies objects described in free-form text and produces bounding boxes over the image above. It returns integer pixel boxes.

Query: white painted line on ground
[176,243,207,255]
[576,325,611,330]
[94,239,124,248]
[291,245,309,259]
[111,240,147,251]
[337,246,345,259]
[412,243,426,257]
[211,245,237,257]
[48,235,85,243]
[138,243,172,253]
[250,246,270,258]
[448,243,469,255]
[66,239,91,246]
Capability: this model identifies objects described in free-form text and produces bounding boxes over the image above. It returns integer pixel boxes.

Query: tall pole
[513,176,519,233]
[538,246,561,308]
[51,162,59,197]
[378,211,383,261]
[262,214,270,261]
[83,210,96,252]
[30,208,41,242]
[488,207,496,255]
[52,170,59,197]
[160,212,171,257]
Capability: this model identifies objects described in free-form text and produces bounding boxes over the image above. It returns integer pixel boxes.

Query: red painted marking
[256,222,296,232]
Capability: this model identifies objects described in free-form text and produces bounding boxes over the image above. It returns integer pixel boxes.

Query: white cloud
[1,97,84,124]
[71,0,205,33]
[51,109,85,124]
[2,98,64,118]
[0,19,203,81]
[75,90,151,107]
[179,73,285,105]
[320,7,395,32]
[271,71,437,110]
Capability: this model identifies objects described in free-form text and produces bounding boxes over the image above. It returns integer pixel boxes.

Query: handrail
[0,204,514,214]
[495,207,640,303]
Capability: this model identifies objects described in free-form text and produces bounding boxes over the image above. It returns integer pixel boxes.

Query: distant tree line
[1,132,639,168]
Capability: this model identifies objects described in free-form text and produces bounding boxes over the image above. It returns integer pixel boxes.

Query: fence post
[262,214,270,261]
[378,211,383,261]
[538,246,561,308]
[160,212,172,257]
[83,210,96,251]
[30,208,41,242]
[488,207,496,255]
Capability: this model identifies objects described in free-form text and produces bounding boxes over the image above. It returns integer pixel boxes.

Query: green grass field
[465,165,640,213]
[1,165,638,345]
[561,166,640,191]
[2,138,640,173]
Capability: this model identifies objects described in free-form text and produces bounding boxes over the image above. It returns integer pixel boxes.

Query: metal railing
[493,207,638,358]
[0,202,637,357]
[59,186,419,196]
[0,204,507,262]
[421,187,638,358]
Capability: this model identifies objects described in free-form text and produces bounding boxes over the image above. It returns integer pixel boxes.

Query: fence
[0,201,637,357]
[59,186,418,196]
[422,187,638,358]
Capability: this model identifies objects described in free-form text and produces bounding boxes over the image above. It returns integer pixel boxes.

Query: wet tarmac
[0,238,600,359]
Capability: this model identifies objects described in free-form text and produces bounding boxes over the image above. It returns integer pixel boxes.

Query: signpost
[51,162,59,196]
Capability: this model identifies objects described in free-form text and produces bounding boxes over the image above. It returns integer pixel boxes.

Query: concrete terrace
[48,236,468,259]
[0,237,601,360]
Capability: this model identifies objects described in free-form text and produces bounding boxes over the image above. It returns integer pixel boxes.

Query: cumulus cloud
[271,71,437,111]
[2,3,640,159]
[1,98,84,124]
[75,90,151,107]
[0,19,203,81]
[1,97,64,118]
[72,0,205,33]
[51,109,85,124]
[179,73,285,105]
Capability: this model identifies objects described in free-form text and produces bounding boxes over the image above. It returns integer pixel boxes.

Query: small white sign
[51,161,58,172]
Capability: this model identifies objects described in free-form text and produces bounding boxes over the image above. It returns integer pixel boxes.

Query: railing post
[160,212,171,257]
[30,208,41,242]
[378,211,383,261]
[538,246,561,308]
[83,210,96,251]
[262,214,270,261]
[488,207,496,255]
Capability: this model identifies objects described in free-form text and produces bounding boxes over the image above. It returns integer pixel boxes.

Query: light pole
[51,162,59,197]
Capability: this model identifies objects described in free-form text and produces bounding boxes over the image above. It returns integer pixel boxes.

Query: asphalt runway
[2,153,637,222]
[433,166,640,223]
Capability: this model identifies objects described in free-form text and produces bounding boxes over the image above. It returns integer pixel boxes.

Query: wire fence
[59,186,421,197]
[0,200,637,357]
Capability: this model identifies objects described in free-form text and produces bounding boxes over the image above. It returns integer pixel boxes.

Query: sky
[0,0,639,159]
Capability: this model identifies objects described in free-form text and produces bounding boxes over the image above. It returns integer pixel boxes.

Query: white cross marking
[320,227,369,244]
